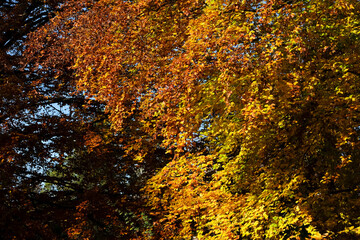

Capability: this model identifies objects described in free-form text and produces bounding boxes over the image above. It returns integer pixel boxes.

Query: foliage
[17,0,360,239]
[1,0,171,239]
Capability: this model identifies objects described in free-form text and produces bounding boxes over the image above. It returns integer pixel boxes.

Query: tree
[1,0,171,239]
[0,1,75,238]
[27,0,360,239]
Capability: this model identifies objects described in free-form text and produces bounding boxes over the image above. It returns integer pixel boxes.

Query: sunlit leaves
[26,0,360,238]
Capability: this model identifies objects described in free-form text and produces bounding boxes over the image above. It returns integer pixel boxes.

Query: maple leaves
[16,0,360,239]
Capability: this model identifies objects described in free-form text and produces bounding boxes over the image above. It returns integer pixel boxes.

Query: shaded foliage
[1,0,171,239]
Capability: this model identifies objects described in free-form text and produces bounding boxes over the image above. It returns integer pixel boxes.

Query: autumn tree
[27,0,360,239]
[2,0,171,239]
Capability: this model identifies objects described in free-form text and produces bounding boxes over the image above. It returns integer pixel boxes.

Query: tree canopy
[3,0,360,239]
[2,0,170,239]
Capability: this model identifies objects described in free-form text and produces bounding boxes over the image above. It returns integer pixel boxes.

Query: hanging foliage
[26,0,360,239]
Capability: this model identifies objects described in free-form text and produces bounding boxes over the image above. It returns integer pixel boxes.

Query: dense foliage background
[2,0,360,239]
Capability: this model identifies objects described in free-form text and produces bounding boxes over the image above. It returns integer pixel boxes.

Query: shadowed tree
[1,0,172,239]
